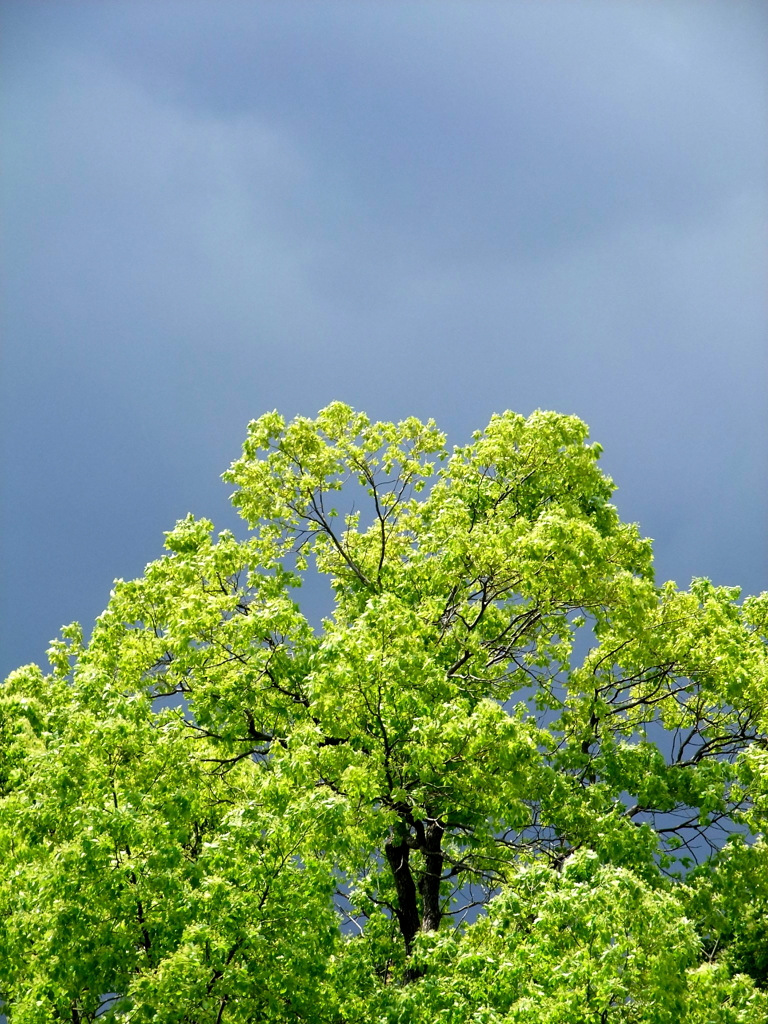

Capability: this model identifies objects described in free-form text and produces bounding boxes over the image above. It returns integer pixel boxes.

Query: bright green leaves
[0,663,50,799]
[350,851,768,1023]
[0,664,339,1023]
[369,852,706,1023]
[426,408,654,612]
[89,518,315,746]
[439,409,612,528]
[685,838,768,991]
[302,586,547,904]
[163,513,218,554]
[3,402,768,1020]
[551,576,768,870]
[225,402,446,586]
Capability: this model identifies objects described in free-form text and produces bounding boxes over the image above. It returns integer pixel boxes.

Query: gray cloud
[1,0,766,676]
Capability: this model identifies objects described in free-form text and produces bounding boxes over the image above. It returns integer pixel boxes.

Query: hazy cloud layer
[2,0,766,676]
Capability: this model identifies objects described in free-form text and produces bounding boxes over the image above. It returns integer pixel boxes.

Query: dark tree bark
[384,836,420,953]
[385,816,445,963]
[418,820,444,933]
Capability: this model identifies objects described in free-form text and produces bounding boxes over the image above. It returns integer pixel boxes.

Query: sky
[1,0,767,679]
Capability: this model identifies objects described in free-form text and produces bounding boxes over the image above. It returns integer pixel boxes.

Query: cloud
[10,2,766,260]
[1,0,765,675]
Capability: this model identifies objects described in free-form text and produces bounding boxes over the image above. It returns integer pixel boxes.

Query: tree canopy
[2,402,768,1022]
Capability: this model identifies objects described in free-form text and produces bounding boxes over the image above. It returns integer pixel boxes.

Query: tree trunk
[418,820,444,933]
[385,818,445,957]
[384,837,420,953]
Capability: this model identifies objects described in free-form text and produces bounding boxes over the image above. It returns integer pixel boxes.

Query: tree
[1,402,767,1022]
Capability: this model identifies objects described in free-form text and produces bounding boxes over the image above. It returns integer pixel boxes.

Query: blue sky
[1,0,766,677]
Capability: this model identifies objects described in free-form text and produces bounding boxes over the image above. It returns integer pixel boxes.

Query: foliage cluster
[2,403,768,1022]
